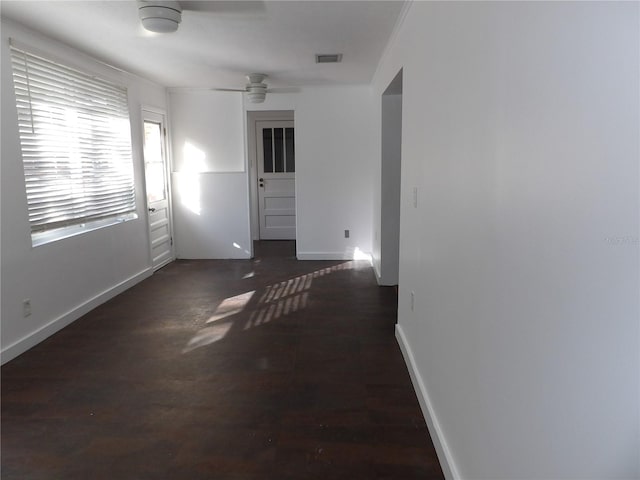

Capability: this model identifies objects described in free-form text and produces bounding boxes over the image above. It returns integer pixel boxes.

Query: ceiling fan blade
[266,87,301,94]
[180,1,266,14]
[210,88,246,92]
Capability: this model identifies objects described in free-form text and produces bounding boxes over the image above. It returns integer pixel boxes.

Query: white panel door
[143,110,174,269]
[257,120,296,240]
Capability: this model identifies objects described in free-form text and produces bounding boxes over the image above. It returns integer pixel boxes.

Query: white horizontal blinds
[10,46,135,233]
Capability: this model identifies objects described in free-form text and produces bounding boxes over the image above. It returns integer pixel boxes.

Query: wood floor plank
[1,240,444,479]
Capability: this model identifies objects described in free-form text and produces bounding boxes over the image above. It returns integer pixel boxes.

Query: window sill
[31,213,138,247]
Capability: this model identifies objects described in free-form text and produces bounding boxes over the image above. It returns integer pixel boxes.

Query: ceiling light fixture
[138,0,182,33]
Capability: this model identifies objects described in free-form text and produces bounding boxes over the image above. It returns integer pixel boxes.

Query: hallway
[2,241,443,479]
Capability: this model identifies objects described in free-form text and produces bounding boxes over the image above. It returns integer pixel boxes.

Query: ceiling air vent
[315,54,343,64]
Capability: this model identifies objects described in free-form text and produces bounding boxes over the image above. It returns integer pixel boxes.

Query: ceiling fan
[167,74,299,104]
[137,1,264,33]
[210,74,301,103]
[211,73,271,103]
[138,2,296,103]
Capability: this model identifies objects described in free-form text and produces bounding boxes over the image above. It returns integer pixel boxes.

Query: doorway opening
[247,111,296,249]
[379,69,403,287]
[253,240,296,260]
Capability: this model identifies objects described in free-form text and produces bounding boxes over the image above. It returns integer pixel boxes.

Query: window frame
[9,40,138,247]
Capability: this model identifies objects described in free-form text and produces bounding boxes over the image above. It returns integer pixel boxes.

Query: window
[261,127,295,173]
[10,44,137,246]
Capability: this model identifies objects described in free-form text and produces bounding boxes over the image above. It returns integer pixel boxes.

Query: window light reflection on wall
[177,141,206,215]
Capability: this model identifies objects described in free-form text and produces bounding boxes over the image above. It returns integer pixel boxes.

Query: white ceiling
[0,0,405,89]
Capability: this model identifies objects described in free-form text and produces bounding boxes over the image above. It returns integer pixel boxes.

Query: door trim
[142,106,175,270]
[247,110,295,244]
[256,120,296,240]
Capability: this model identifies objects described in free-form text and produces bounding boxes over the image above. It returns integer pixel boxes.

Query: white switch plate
[23,299,31,317]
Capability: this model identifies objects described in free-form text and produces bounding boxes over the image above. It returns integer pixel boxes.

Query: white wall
[169,91,251,259]
[244,87,376,260]
[373,2,639,479]
[1,19,167,362]
[378,93,402,285]
[170,91,245,173]
[294,86,376,260]
[171,86,376,261]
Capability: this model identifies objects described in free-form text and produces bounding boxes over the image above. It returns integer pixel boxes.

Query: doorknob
[148,207,156,212]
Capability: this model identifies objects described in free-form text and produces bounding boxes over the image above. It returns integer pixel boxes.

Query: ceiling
[0,0,405,89]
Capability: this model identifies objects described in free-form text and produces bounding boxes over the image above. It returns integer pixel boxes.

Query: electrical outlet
[23,299,31,317]
[344,229,350,238]
[410,291,415,311]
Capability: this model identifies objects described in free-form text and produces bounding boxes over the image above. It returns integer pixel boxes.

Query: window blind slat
[10,46,136,236]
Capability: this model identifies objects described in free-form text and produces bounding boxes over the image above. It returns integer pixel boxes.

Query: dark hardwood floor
[1,241,444,479]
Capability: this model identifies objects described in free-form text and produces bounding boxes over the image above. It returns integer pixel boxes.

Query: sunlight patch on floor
[182,322,233,353]
[184,262,356,352]
[244,262,354,329]
[207,291,255,323]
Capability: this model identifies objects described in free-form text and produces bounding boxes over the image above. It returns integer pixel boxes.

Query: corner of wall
[1,267,153,365]
[371,0,413,87]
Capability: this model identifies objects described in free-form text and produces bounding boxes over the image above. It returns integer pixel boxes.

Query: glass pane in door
[263,128,273,173]
[143,121,166,203]
[285,127,295,172]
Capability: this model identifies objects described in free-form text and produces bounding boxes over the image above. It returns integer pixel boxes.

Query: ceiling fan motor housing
[138,0,182,33]
[246,73,268,103]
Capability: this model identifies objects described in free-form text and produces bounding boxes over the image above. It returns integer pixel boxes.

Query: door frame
[256,119,296,240]
[246,110,295,244]
[141,105,175,270]
[379,69,403,286]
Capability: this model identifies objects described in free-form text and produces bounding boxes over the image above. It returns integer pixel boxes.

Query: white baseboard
[1,268,153,365]
[297,251,373,263]
[372,258,383,284]
[395,324,461,480]
[297,252,352,260]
